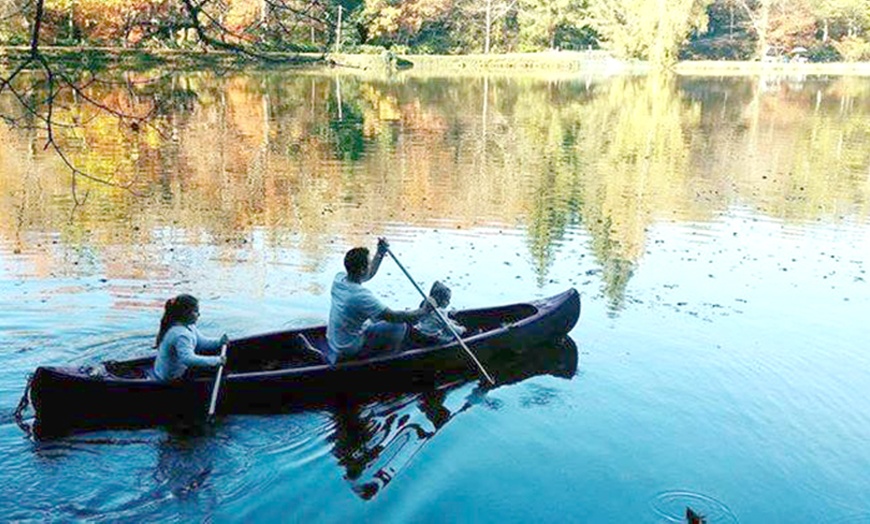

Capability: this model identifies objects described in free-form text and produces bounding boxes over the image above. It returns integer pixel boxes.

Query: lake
[1,68,868,522]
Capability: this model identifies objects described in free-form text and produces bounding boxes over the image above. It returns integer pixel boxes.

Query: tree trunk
[755,0,770,60]
[485,0,492,54]
[31,0,44,57]
[335,5,342,53]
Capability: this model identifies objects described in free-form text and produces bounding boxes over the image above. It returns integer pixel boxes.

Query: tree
[517,0,590,50]
[362,0,453,47]
[726,0,816,59]
[588,0,711,64]
[814,0,869,42]
[682,0,756,60]
[456,0,519,53]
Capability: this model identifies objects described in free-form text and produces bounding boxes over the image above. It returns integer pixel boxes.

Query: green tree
[815,0,869,42]
[517,0,591,50]
[682,0,756,59]
[454,0,519,53]
[588,0,710,64]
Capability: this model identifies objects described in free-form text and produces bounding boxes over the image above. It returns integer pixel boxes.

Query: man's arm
[378,296,437,324]
[361,238,389,282]
[379,305,429,324]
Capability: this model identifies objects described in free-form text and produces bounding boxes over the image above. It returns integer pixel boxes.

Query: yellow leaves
[364,0,453,39]
[367,6,403,39]
[3,69,870,288]
[222,0,263,34]
[589,0,711,63]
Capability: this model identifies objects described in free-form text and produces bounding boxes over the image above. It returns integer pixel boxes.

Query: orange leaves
[41,0,173,44]
[364,0,454,40]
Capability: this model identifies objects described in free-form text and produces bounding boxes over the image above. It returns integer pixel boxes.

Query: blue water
[1,73,869,522]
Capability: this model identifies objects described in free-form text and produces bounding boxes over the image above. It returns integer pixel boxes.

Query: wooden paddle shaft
[208,343,229,417]
[385,247,495,385]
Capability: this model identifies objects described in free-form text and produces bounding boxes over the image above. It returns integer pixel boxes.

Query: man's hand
[376,237,390,256]
[219,334,230,346]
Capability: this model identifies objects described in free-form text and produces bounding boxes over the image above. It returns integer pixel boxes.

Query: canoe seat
[105,360,149,379]
[298,334,327,363]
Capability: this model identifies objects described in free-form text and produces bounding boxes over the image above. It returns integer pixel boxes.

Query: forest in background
[0,0,868,66]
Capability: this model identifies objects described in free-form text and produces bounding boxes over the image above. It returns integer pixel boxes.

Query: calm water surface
[1,70,869,522]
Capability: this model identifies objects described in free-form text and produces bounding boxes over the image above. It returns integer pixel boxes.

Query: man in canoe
[326,238,434,365]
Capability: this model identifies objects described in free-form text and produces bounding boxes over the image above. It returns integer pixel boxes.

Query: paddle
[207,343,229,419]
[384,246,495,385]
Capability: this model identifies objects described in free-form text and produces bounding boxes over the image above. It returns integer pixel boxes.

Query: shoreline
[2,46,870,77]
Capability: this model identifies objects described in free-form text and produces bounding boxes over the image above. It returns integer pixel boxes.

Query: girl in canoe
[413,281,467,344]
[152,294,227,381]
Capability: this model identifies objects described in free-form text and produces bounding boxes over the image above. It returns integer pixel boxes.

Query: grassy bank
[330,50,646,76]
[673,59,870,76]
[3,46,870,77]
[333,51,870,77]
[0,46,323,71]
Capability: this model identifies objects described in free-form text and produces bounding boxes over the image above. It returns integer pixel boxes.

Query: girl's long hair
[155,294,199,348]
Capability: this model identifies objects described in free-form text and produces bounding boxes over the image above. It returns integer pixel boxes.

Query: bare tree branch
[1,0,334,205]
[0,0,33,23]
[180,0,313,62]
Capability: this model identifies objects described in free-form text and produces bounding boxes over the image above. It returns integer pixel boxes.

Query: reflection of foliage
[328,101,367,162]
[0,61,164,202]
[588,215,635,313]
[2,70,870,301]
[525,160,583,287]
[570,74,702,306]
[695,75,870,221]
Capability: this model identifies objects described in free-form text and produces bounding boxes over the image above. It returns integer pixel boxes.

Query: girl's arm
[177,330,223,368]
[446,311,467,334]
[192,326,228,354]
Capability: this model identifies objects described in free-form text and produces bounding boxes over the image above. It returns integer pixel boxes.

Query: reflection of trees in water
[574,75,699,308]
[514,75,696,307]
[525,162,583,287]
[2,71,870,297]
[327,337,578,500]
[328,78,367,163]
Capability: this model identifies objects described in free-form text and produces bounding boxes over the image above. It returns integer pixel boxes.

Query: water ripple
[651,490,739,523]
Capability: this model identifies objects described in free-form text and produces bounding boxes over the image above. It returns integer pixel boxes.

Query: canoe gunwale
[227,288,576,380]
[29,289,580,421]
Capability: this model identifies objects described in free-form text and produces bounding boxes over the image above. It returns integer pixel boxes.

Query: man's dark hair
[344,247,370,279]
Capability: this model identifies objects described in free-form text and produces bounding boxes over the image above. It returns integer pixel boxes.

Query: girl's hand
[423,296,438,312]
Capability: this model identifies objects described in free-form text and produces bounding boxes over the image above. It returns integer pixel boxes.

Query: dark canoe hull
[28,289,580,438]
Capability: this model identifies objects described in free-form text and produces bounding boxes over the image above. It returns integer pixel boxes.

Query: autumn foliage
[2,0,870,62]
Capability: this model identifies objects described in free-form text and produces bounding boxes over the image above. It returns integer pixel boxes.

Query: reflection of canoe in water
[25,289,580,439]
[330,336,579,500]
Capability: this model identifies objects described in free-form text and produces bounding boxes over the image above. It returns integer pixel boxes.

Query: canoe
[24,288,580,439]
